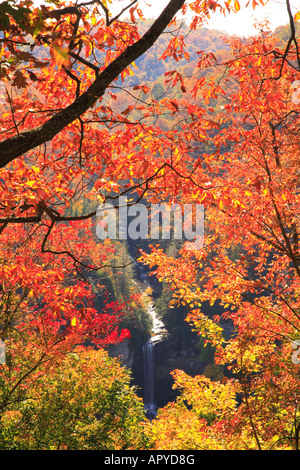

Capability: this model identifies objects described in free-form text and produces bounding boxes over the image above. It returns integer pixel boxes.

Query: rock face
[108,312,226,414]
[153,335,204,409]
[108,338,134,369]
[129,331,205,411]
[108,260,227,413]
[110,314,228,413]
[108,301,207,412]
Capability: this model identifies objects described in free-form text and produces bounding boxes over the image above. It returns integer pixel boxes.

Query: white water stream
[134,262,167,420]
[143,297,167,420]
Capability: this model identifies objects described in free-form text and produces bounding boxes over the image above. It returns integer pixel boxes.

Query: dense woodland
[1,0,300,450]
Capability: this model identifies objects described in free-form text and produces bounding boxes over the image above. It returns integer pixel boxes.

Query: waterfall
[143,340,157,420]
[132,260,167,420]
[142,289,167,421]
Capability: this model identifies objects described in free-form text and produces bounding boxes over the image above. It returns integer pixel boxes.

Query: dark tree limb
[0,0,186,169]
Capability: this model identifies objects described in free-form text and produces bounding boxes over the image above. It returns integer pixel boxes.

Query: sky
[137,0,298,37]
[33,0,298,37]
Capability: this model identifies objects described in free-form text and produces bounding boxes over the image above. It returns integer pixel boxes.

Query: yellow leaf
[100,0,112,6]
[294,11,300,22]
[234,0,240,11]
[31,166,40,173]
[71,317,76,326]
[51,44,71,68]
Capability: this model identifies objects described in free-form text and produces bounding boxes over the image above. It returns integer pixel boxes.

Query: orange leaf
[234,0,240,11]
[50,43,71,68]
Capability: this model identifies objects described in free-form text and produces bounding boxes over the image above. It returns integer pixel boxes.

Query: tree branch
[0,0,186,169]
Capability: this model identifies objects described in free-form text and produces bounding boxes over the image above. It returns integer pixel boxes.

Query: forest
[1,0,300,452]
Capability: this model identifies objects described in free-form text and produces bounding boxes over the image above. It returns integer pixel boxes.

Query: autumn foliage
[1,0,300,451]
[143,20,300,450]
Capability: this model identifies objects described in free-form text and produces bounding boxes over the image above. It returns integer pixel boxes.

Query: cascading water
[143,340,157,420]
[142,292,167,421]
[132,260,167,420]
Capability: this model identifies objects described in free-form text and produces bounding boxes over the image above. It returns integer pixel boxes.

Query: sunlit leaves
[145,371,238,450]
[50,42,72,69]
[0,347,146,449]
